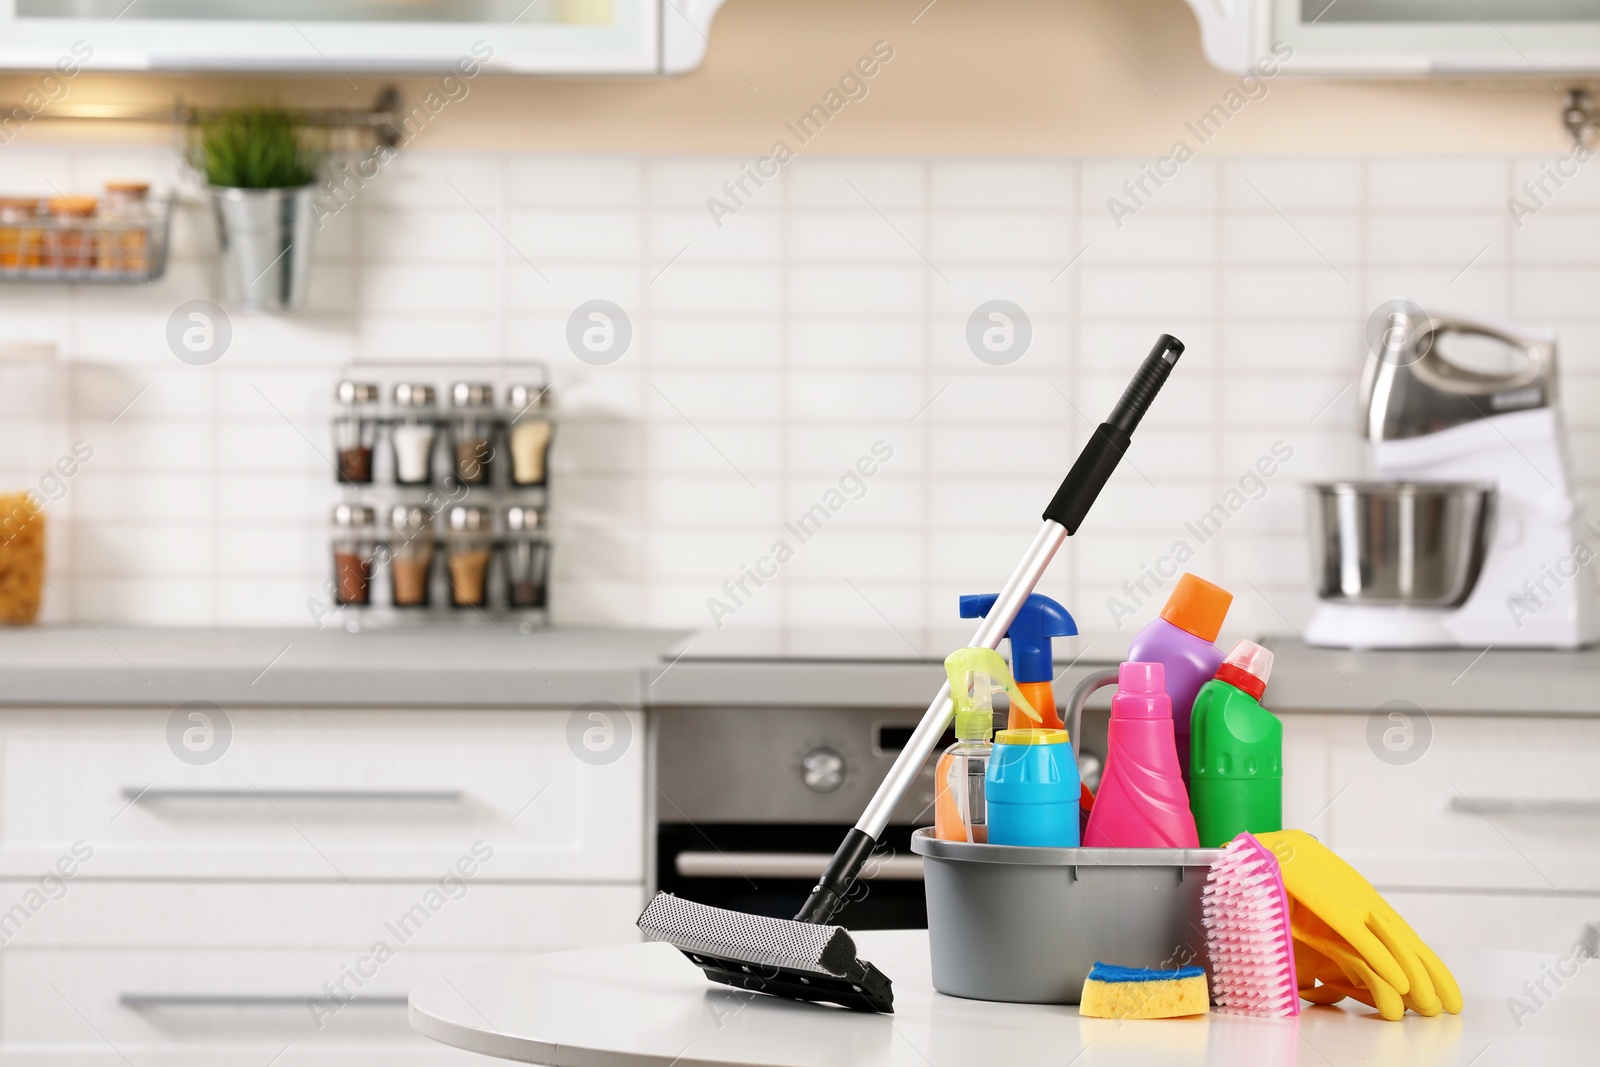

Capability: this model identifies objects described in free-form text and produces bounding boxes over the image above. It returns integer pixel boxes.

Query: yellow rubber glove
[1257,830,1463,1019]
[1294,908,1420,1020]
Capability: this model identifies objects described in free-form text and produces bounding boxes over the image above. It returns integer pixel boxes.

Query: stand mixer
[1305,306,1598,649]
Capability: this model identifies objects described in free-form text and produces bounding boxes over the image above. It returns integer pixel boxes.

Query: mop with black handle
[637,334,1186,1013]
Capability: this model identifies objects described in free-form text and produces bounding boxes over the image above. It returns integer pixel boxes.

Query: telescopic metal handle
[793,334,1184,926]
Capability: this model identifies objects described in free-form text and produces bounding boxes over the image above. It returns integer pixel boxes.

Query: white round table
[409,929,1597,1066]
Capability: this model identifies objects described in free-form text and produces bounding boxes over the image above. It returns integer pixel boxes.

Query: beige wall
[0,0,1582,155]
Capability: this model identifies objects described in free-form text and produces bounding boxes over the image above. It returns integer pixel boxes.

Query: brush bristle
[1201,833,1300,1018]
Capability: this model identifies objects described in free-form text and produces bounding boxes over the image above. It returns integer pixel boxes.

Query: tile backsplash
[3,147,1598,642]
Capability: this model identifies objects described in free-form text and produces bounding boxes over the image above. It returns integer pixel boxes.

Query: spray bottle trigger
[944,647,1040,724]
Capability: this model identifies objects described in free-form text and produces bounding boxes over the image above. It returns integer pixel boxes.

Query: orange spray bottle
[959,593,1095,812]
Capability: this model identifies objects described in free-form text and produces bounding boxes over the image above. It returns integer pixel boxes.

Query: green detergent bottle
[1189,639,1281,848]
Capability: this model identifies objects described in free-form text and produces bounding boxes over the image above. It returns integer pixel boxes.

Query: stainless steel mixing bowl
[1306,481,1496,607]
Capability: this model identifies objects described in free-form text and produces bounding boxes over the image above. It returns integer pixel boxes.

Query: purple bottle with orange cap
[1126,573,1234,783]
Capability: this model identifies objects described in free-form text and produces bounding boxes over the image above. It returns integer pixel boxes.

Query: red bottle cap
[1214,639,1272,700]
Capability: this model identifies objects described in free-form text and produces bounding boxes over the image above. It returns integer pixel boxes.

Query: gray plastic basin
[911,828,1223,1004]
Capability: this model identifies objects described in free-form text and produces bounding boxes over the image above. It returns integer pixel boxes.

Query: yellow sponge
[1079,962,1210,1019]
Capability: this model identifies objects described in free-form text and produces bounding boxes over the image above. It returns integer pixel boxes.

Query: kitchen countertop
[1258,639,1600,715]
[409,930,1587,1066]
[1,625,1595,716]
[0,625,688,708]
[653,630,1600,716]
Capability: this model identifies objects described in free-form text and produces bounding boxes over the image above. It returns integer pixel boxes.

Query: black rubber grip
[1041,424,1130,534]
[1108,333,1184,435]
[1043,334,1183,533]
[794,828,877,924]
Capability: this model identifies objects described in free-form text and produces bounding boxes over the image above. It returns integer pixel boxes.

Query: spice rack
[0,192,174,284]
[328,361,554,631]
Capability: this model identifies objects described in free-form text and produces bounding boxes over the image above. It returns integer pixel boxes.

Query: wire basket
[0,195,173,284]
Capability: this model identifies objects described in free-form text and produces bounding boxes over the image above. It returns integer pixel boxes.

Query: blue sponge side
[1087,962,1205,983]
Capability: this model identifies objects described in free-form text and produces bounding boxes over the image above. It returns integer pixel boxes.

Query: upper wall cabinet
[0,0,729,74]
[1186,0,1600,75]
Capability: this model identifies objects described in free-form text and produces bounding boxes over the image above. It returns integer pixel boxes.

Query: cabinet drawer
[1382,890,1600,956]
[0,708,643,881]
[2,948,495,1063]
[0,882,643,1062]
[1310,715,1600,891]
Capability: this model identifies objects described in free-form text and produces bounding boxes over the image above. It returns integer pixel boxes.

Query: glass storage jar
[333,380,380,484]
[505,383,554,487]
[503,505,549,610]
[98,182,151,275]
[43,196,97,271]
[445,505,494,609]
[449,382,496,486]
[387,504,435,608]
[0,198,41,270]
[390,383,439,486]
[331,503,376,606]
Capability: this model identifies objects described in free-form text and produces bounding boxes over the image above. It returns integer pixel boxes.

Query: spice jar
[43,196,97,271]
[444,505,494,609]
[0,198,41,270]
[98,182,151,275]
[331,503,377,606]
[449,382,496,486]
[506,383,554,487]
[390,383,439,486]
[333,380,380,484]
[388,504,435,608]
[502,505,550,610]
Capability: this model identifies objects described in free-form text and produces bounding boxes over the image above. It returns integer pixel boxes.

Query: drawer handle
[122,788,463,803]
[1450,797,1600,816]
[674,851,924,881]
[120,994,408,1008]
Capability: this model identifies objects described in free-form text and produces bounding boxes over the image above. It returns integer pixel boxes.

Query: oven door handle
[673,851,924,881]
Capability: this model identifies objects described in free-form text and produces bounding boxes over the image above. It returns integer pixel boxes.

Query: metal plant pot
[208,184,315,311]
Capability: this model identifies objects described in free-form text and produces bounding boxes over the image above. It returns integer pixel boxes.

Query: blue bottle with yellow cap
[986,726,1081,847]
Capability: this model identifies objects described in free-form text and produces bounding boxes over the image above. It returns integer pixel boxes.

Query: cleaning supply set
[637,332,1463,1027]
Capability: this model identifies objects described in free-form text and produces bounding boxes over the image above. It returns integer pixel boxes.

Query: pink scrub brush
[1201,831,1300,1017]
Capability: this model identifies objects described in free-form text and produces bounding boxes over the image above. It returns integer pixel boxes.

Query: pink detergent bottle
[1083,661,1199,849]
[1126,573,1233,784]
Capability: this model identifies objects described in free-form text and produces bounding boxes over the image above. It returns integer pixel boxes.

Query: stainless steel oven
[647,637,1113,930]
[652,702,952,929]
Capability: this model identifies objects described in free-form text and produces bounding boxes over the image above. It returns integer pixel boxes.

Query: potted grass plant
[191,106,322,311]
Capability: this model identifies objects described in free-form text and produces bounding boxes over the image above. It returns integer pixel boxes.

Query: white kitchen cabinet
[0,0,728,75]
[0,883,641,1062]
[1184,0,1600,76]
[1284,713,1600,953]
[0,707,644,881]
[0,704,648,1065]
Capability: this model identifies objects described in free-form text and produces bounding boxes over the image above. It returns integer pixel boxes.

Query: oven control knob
[800,748,845,793]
